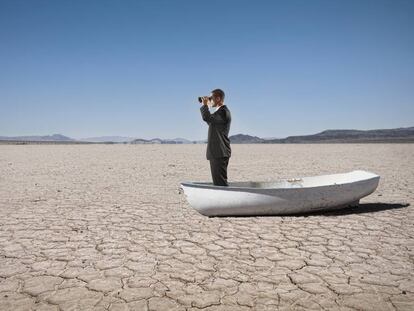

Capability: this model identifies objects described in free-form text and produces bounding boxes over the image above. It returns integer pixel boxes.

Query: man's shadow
[212,202,410,218]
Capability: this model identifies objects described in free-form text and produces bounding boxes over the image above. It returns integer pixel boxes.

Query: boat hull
[180,170,380,216]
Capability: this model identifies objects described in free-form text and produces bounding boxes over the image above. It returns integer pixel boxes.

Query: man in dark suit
[200,89,231,186]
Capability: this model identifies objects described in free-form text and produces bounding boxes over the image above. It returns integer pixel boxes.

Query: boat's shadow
[304,202,410,217]
[211,203,410,218]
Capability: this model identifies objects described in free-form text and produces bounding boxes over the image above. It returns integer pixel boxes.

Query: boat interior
[186,170,379,189]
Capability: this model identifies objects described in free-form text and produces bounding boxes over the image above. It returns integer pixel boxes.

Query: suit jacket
[200,104,231,160]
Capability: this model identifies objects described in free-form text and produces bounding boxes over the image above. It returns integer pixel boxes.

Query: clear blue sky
[1,0,413,140]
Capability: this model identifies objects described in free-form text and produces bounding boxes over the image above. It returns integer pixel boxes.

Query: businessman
[199,89,231,186]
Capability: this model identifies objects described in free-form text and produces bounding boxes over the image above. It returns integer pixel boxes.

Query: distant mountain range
[230,127,414,143]
[0,134,195,144]
[229,134,264,144]
[130,137,194,144]
[79,136,136,143]
[265,127,414,143]
[0,134,75,142]
[1,126,413,144]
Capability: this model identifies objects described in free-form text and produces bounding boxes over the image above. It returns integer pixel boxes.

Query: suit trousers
[209,157,229,186]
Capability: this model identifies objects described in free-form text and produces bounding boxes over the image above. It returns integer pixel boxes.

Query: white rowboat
[180,170,380,216]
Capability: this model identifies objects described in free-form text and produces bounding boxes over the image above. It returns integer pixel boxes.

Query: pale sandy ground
[0,144,413,311]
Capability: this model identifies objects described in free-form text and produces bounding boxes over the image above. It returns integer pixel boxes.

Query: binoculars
[198,96,212,103]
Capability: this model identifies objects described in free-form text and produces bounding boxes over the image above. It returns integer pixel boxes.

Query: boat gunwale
[181,171,380,191]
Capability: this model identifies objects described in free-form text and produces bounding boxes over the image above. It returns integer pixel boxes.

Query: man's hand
[202,96,209,106]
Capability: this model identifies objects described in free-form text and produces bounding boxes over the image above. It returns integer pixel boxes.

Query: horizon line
[1,125,413,142]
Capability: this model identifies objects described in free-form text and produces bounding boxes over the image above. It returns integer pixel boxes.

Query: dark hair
[211,89,225,101]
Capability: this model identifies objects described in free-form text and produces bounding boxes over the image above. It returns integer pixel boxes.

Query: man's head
[210,89,225,107]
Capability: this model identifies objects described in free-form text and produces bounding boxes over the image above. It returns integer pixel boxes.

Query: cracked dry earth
[0,144,413,311]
